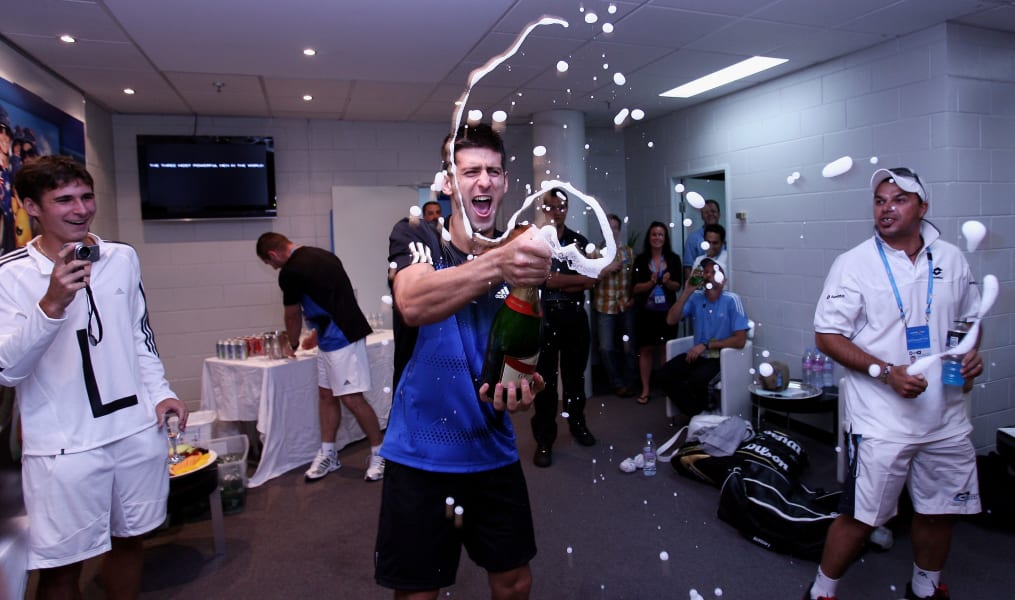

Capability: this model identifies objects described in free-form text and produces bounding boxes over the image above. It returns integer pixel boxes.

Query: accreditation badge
[905,325,931,364]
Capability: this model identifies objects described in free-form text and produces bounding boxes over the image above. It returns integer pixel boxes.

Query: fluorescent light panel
[659,56,788,98]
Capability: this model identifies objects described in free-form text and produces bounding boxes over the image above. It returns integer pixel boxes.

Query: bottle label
[506,293,540,317]
[500,352,539,387]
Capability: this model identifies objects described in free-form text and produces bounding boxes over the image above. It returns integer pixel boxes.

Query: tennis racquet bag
[717,460,840,561]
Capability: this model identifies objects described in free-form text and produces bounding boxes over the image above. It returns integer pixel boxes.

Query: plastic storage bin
[207,434,249,513]
[180,410,216,447]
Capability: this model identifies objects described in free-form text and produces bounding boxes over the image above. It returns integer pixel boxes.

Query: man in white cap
[659,256,748,416]
[804,167,984,600]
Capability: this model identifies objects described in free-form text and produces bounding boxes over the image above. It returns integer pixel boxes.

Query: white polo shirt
[814,222,978,443]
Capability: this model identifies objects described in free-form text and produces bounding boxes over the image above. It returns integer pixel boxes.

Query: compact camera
[65,242,100,262]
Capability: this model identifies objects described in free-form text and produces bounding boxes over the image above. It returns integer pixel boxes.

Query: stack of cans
[216,332,288,360]
[216,339,248,360]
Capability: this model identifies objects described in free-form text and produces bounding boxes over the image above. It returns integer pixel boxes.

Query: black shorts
[374,460,537,591]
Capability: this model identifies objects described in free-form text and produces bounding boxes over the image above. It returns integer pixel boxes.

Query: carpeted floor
[51,387,1012,599]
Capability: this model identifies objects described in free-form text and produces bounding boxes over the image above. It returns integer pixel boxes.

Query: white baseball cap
[870,167,926,202]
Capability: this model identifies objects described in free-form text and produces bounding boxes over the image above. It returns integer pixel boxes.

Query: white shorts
[317,338,371,396]
[845,432,981,526]
[21,425,169,569]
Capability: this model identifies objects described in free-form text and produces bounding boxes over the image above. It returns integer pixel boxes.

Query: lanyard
[651,257,665,279]
[875,237,933,325]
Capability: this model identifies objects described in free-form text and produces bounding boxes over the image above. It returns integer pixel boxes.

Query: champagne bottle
[480,285,543,403]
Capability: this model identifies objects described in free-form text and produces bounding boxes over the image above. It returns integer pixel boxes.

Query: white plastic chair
[664,336,753,422]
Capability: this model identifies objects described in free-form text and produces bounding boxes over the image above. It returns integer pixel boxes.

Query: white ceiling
[2,0,1014,126]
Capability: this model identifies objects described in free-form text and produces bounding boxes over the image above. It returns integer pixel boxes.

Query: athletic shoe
[305,449,340,481]
[533,444,553,468]
[904,582,950,600]
[570,424,597,446]
[801,583,837,600]
[365,454,385,481]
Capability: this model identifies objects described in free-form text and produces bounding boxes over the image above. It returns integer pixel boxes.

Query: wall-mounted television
[136,135,277,221]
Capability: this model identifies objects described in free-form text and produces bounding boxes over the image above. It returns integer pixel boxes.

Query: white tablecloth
[201,330,394,487]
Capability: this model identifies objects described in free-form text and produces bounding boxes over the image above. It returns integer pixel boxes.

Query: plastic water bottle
[812,351,825,387]
[823,354,835,389]
[643,433,657,477]
[802,348,814,386]
[941,322,969,387]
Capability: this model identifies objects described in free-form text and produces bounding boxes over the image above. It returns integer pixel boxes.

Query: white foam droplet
[868,364,882,378]
[561,411,570,418]
[556,60,569,73]
[602,22,614,34]
[647,141,654,148]
[613,108,630,126]
[674,183,685,193]
[631,108,645,120]
[759,362,774,377]
[870,156,879,164]
[700,241,710,251]
[585,11,598,24]
[787,175,796,185]
[492,110,507,123]
[613,72,626,86]
[749,368,756,375]
[566,546,573,554]
[961,220,987,252]
[714,588,723,597]
[467,109,483,123]
[622,334,630,342]
[683,218,693,228]
[585,242,596,254]
[713,270,724,284]
[761,350,770,357]
[792,171,800,179]
[659,551,669,561]
[389,262,397,269]
[686,191,705,209]
[383,386,391,394]
[533,145,547,157]
[381,294,393,305]
[409,205,422,217]
[704,283,713,289]
[822,155,854,178]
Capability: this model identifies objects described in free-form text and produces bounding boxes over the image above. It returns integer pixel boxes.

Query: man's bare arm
[395,234,551,327]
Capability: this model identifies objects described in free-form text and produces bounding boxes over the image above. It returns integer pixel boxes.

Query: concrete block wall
[623,23,1014,451]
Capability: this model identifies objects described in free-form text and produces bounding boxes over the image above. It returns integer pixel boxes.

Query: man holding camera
[0,155,187,599]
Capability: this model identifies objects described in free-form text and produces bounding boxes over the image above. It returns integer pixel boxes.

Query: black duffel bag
[717,460,840,561]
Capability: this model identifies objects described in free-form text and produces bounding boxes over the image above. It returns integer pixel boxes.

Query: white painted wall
[623,23,1015,450]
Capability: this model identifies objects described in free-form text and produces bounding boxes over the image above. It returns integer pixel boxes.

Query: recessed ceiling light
[302,94,313,101]
[59,34,76,43]
[659,56,788,98]
[303,48,316,56]
[123,88,136,95]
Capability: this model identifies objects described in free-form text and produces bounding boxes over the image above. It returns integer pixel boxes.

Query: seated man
[658,258,748,416]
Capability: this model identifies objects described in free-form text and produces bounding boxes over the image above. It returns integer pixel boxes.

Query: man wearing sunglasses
[806,167,984,600]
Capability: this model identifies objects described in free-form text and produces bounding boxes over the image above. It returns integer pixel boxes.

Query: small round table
[749,380,838,441]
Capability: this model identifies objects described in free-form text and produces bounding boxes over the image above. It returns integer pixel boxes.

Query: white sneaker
[365,454,385,481]
[305,449,340,481]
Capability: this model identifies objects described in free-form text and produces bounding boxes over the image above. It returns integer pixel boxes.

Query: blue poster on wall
[0,75,85,256]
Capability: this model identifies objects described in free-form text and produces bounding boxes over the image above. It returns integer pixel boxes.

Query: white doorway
[670,170,728,277]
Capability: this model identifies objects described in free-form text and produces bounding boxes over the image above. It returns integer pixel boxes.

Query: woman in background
[632,222,682,404]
